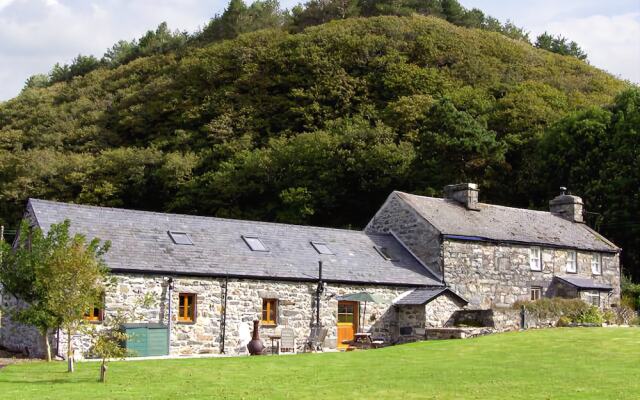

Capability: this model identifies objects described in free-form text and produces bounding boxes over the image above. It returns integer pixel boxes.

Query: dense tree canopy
[0,14,636,279]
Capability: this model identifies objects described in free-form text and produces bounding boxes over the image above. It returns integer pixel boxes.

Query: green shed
[122,323,169,357]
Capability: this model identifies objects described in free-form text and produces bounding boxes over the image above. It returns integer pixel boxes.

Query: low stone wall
[452,308,558,331]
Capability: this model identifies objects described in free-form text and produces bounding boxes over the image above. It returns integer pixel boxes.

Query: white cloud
[531,12,640,83]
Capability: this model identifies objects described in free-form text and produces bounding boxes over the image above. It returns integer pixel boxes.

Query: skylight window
[168,231,193,245]
[242,236,268,252]
[374,245,396,261]
[311,241,333,255]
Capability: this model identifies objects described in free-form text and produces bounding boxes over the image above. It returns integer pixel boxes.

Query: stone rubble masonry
[366,193,443,277]
[2,274,464,358]
[396,293,466,343]
[443,239,620,309]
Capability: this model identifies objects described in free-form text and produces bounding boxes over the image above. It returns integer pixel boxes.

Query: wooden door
[337,301,358,349]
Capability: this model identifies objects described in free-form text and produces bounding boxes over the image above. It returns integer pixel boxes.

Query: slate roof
[395,192,619,253]
[554,276,613,291]
[27,199,441,287]
[394,287,468,306]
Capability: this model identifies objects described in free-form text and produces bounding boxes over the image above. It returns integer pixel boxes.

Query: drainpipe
[166,277,173,355]
[316,261,323,327]
[220,275,228,354]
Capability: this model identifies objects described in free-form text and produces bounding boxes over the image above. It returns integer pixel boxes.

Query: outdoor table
[267,334,281,355]
[353,333,373,349]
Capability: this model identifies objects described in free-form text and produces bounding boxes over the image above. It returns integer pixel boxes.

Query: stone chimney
[444,183,480,211]
[549,187,584,223]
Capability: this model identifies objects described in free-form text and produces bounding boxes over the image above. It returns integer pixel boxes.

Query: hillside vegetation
[0,15,638,278]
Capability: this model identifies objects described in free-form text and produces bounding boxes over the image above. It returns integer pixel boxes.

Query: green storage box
[122,323,169,357]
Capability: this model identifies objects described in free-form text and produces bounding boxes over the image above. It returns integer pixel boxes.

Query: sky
[0,0,638,101]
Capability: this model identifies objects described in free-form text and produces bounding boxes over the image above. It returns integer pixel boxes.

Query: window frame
[585,291,600,307]
[374,245,397,261]
[311,241,333,255]
[84,305,104,323]
[566,251,577,273]
[591,253,602,275]
[168,231,194,245]
[261,298,278,326]
[529,247,542,271]
[242,235,268,252]
[178,293,197,324]
[530,286,542,301]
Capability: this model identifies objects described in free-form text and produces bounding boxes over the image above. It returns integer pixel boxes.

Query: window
[311,241,333,255]
[261,299,277,325]
[374,245,396,261]
[168,231,193,245]
[530,286,542,301]
[178,293,196,323]
[566,251,577,273]
[529,247,542,271]
[591,254,602,275]
[585,291,600,307]
[242,236,268,252]
[84,306,104,322]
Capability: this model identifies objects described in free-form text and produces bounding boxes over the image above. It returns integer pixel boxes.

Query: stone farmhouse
[0,183,620,358]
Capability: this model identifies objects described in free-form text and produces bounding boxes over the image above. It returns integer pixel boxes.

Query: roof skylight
[374,245,396,261]
[168,231,193,245]
[311,241,333,255]
[242,235,268,252]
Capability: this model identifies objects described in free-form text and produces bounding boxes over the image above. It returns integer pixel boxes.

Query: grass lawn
[0,328,638,399]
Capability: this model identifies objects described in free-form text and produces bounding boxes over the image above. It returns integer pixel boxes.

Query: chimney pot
[444,183,480,211]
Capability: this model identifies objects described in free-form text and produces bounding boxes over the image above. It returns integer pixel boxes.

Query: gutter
[441,234,619,254]
[108,269,431,288]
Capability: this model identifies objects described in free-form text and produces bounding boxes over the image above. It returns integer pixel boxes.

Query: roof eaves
[442,234,618,254]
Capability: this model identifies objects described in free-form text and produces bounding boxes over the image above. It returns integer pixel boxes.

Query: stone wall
[12,274,418,358]
[396,293,466,343]
[365,193,443,278]
[442,239,620,309]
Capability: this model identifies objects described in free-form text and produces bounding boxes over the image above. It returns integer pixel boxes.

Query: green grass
[1,328,638,399]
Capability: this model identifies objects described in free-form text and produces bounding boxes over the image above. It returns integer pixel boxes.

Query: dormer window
[311,241,333,255]
[168,231,193,245]
[242,235,268,252]
[374,245,396,261]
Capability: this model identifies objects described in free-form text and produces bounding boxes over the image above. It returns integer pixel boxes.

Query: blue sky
[0,0,638,100]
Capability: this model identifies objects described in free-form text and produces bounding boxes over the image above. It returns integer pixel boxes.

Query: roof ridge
[395,191,555,216]
[28,198,367,235]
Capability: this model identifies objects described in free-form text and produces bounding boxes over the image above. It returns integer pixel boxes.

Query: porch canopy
[554,276,613,291]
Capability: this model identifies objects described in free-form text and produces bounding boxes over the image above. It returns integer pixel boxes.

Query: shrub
[575,306,603,324]
[513,298,590,320]
[602,309,617,324]
[556,316,571,327]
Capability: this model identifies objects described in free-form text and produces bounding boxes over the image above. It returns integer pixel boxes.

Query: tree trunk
[100,360,107,383]
[40,328,52,362]
[67,329,74,373]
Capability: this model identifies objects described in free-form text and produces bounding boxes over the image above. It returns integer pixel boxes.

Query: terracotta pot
[247,320,265,355]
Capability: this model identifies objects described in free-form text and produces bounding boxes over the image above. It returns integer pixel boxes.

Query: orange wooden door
[337,301,358,349]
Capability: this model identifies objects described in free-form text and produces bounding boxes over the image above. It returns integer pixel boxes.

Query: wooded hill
[0,14,638,279]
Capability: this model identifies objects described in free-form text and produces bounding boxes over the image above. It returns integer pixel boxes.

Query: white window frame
[585,291,600,307]
[530,286,542,301]
[566,251,577,273]
[591,254,602,275]
[529,247,542,271]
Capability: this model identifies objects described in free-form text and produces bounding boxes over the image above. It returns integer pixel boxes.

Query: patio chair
[278,327,297,355]
[305,327,328,352]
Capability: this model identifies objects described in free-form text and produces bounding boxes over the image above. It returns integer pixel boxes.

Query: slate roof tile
[28,199,441,287]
